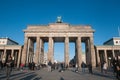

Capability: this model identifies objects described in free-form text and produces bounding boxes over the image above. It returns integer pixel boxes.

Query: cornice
[24,30,94,33]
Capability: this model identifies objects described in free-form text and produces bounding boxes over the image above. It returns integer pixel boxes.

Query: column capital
[25,36,28,38]
[77,36,81,40]
[36,36,41,38]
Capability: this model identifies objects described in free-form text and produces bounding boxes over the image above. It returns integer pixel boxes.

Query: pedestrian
[35,63,38,70]
[2,57,6,69]
[81,61,86,72]
[48,61,52,72]
[88,63,93,74]
[20,63,24,71]
[100,61,104,73]
[6,55,12,80]
[59,63,64,72]
[103,61,108,74]
[0,59,2,69]
[29,62,32,70]
[116,56,120,80]
[112,57,117,74]
[75,64,78,72]
[31,62,35,70]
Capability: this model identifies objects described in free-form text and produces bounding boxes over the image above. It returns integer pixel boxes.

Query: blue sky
[0,0,120,61]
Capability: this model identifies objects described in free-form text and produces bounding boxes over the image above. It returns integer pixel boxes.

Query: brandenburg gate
[21,17,96,68]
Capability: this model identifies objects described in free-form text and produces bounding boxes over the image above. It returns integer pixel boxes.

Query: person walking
[112,57,117,75]
[31,62,35,70]
[6,55,12,80]
[88,63,93,74]
[100,61,104,73]
[0,59,2,69]
[103,61,108,74]
[81,61,86,72]
[75,64,78,72]
[20,63,24,71]
[48,61,52,72]
[116,56,120,80]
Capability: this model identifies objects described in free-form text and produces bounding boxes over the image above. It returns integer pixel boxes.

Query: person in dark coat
[112,57,117,74]
[88,63,93,74]
[81,61,86,72]
[31,62,35,70]
[116,56,120,80]
[100,61,104,73]
[6,55,12,80]
[48,61,52,72]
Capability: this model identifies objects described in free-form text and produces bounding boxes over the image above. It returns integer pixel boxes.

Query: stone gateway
[22,20,96,68]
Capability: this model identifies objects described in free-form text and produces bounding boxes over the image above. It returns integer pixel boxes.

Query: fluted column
[104,50,108,64]
[96,50,100,66]
[76,37,82,68]
[26,38,30,64]
[112,50,115,58]
[22,37,28,65]
[48,37,54,63]
[35,37,40,64]
[64,37,69,67]
[1,51,4,60]
[0,51,3,61]
[40,39,44,64]
[29,39,34,63]
[85,39,91,65]
[14,52,18,66]
[11,49,14,59]
[75,41,77,66]
[17,48,22,68]
[2,49,6,63]
[90,37,96,67]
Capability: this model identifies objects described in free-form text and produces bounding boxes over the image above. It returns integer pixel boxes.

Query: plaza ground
[0,67,117,80]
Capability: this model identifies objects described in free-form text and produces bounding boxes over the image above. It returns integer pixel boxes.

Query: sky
[0,0,120,61]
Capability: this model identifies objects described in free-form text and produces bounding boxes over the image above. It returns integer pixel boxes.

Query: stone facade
[0,38,23,68]
[1,21,120,69]
[22,22,96,68]
[95,37,120,67]
[0,37,18,45]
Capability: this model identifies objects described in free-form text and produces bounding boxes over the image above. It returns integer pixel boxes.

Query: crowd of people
[47,61,65,72]
[0,55,120,80]
[80,56,120,80]
[99,56,120,80]
[112,56,120,80]
[80,61,93,74]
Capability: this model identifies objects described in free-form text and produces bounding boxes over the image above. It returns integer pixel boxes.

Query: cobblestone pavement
[0,68,117,80]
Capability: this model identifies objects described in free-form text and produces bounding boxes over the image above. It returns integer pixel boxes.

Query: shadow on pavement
[70,69,115,79]
[0,71,25,79]
[60,77,64,80]
[11,72,35,80]
[19,74,37,80]
[92,72,115,79]
[33,77,42,80]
